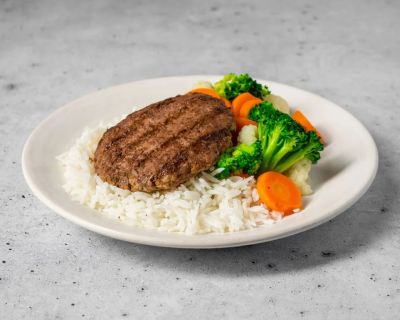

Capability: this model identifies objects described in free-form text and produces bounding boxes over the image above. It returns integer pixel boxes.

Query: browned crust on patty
[93,93,235,192]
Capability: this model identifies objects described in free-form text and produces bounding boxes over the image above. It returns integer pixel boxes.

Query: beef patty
[93,93,235,192]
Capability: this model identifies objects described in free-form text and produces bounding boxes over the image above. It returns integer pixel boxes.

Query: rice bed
[57,117,282,235]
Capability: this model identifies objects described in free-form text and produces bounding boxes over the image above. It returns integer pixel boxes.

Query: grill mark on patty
[103,95,228,173]
[104,123,231,190]
[101,95,194,151]
[100,94,217,162]
[136,126,231,191]
[136,119,229,177]
[123,100,228,169]
[154,127,231,179]
[94,93,234,192]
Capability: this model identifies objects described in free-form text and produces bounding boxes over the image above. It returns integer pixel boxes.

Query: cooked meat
[94,93,235,192]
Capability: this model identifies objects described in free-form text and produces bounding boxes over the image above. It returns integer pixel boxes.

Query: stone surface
[1,0,400,319]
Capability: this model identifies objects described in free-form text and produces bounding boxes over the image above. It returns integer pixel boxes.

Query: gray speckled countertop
[1,0,400,319]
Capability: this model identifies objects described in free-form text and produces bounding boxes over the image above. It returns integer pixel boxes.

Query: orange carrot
[239,98,262,118]
[292,110,324,143]
[232,92,257,116]
[190,88,231,108]
[190,87,220,98]
[221,97,232,108]
[235,117,257,132]
[256,171,302,215]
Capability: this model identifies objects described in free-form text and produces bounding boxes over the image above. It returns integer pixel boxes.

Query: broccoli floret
[214,73,271,101]
[216,141,262,178]
[216,99,323,178]
[274,131,324,172]
[248,101,277,122]
[248,103,324,173]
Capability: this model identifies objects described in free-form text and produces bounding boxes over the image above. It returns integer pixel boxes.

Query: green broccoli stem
[274,140,320,172]
[258,124,267,150]
[274,150,306,173]
[268,141,297,170]
[260,125,283,169]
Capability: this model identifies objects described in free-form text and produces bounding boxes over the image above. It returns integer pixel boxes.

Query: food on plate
[237,124,258,145]
[196,74,324,215]
[285,158,313,195]
[264,94,290,114]
[247,102,323,173]
[58,73,325,234]
[216,141,263,178]
[232,92,259,116]
[58,121,273,234]
[190,87,231,108]
[292,110,324,143]
[239,98,263,118]
[216,102,323,176]
[94,93,234,192]
[214,73,270,100]
[235,117,257,132]
[232,93,261,116]
[256,171,302,215]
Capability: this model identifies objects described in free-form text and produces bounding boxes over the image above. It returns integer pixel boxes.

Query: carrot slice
[232,92,257,116]
[239,98,262,118]
[256,171,302,215]
[190,88,231,108]
[292,110,324,143]
[190,87,220,98]
[235,117,257,132]
[221,97,232,108]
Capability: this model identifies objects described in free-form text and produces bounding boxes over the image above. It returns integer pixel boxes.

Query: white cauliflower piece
[192,81,214,90]
[285,159,313,195]
[264,94,290,114]
[237,125,258,145]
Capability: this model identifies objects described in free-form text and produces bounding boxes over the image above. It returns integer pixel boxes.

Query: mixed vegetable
[190,73,324,215]
[214,73,270,100]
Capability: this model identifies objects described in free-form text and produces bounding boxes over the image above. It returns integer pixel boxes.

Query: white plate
[22,76,378,249]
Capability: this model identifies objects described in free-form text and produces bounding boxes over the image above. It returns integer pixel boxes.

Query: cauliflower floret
[285,158,313,195]
[264,94,290,114]
[192,81,214,90]
[238,124,258,145]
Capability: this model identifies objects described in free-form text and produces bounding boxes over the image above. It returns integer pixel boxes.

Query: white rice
[57,117,282,234]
